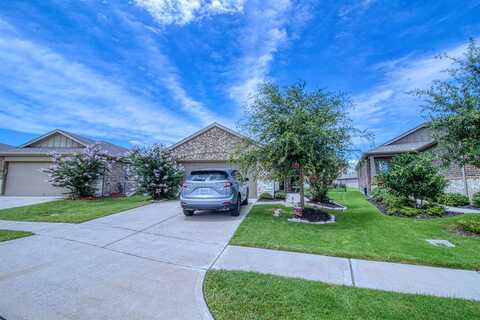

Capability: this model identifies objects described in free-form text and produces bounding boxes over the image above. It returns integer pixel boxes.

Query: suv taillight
[224,181,232,188]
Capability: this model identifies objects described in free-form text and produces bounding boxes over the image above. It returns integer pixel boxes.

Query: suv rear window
[188,170,228,181]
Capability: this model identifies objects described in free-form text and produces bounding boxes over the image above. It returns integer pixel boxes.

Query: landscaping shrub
[371,187,390,202]
[473,192,480,208]
[126,144,184,200]
[44,144,109,199]
[387,206,422,217]
[275,191,287,200]
[259,192,274,200]
[424,204,445,217]
[458,216,480,235]
[437,193,470,207]
[378,153,446,208]
[382,193,408,209]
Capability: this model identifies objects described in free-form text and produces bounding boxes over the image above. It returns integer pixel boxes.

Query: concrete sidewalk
[213,245,480,301]
[446,206,480,214]
[0,196,61,209]
[0,201,254,320]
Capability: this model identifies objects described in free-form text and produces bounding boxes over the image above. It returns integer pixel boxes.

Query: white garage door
[4,162,67,196]
[180,161,257,198]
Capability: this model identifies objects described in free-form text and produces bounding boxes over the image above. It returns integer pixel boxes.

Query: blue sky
[0,0,479,159]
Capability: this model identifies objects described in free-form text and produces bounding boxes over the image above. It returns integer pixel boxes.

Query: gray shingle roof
[0,129,129,158]
[364,141,434,155]
[0,143,14,151]
[0,147,85,155]
[59,130,129,156]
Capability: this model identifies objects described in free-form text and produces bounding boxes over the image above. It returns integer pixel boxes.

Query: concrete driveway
[0,200,253,320]
[0,196,61,209]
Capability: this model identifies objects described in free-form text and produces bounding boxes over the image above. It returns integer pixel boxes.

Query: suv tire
[183,209,194,216]
[241,189,249,205]
[231,196,241,216]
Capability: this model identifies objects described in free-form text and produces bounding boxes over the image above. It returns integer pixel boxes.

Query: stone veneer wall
[103,162,132,195]
[170,126,243,161]
[93,161,132,196]
[445,178,480,197]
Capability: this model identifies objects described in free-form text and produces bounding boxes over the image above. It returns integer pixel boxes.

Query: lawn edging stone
[288,214,336,225]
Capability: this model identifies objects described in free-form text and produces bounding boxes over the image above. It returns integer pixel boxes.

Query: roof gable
[20,129,89,148]
[12,129,128,157]
[169,123,245,162]
[380,122,430,147]
[169,122,246,151]
[361,122,436,159]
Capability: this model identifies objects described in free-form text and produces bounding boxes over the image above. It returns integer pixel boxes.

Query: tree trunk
[299,166,305,208]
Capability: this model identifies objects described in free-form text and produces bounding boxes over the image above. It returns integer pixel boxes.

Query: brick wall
[102,161,132,195]
[170,126,243,161]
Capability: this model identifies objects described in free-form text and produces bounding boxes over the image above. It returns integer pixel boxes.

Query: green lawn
[0,230,33,242]
[231,190,480,269]
[0,195,152,223]
[205,270,480,320]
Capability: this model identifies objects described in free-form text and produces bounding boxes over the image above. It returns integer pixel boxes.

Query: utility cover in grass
[426,239,455,248]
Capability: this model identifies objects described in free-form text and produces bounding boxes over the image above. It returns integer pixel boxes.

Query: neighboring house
[357,123,480,197]
[0,143,13,151]
[169,122,300,198]
[169,123,259,198]
[0,143,14,193]
[0,129,130,197]
[334,173,359,188]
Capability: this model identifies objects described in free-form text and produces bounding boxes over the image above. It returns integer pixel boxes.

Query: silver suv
[180,169,249,216]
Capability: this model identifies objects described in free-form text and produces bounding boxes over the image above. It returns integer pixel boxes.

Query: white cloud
[134,0,245,26]
[351,41,469,132]
[0,20,198,145]
[228,0,293,106]
[117,12,228,127]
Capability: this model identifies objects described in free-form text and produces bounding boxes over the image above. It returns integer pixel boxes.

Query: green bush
[259,192,274,200]
[378,152,446,207]
[371,187,389,202]
[473,192,480,208]
[386,206,422,217]
[458,216,480,234]
[437,193,470,207]
[275,192,287,200]
[424,204,445,217]
[383,193,408,209]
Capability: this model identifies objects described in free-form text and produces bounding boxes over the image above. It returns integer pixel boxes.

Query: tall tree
[416,39,480,168]
[233,82,353,208]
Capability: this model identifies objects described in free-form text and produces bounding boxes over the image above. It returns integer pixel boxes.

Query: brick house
[357,123,480,198]
[169,122,298,198]
[0,129,130,196]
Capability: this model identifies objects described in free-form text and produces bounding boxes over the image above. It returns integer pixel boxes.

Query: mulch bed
[307,200,345,210]
[447,224,480,238]
[295,207,332,222]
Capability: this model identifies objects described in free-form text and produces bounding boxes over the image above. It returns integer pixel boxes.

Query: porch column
[369,156,376,192]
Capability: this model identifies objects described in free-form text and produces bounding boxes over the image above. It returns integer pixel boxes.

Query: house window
[375,159,390,173]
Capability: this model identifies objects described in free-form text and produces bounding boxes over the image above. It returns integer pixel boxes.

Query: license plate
[198,188,210,195]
